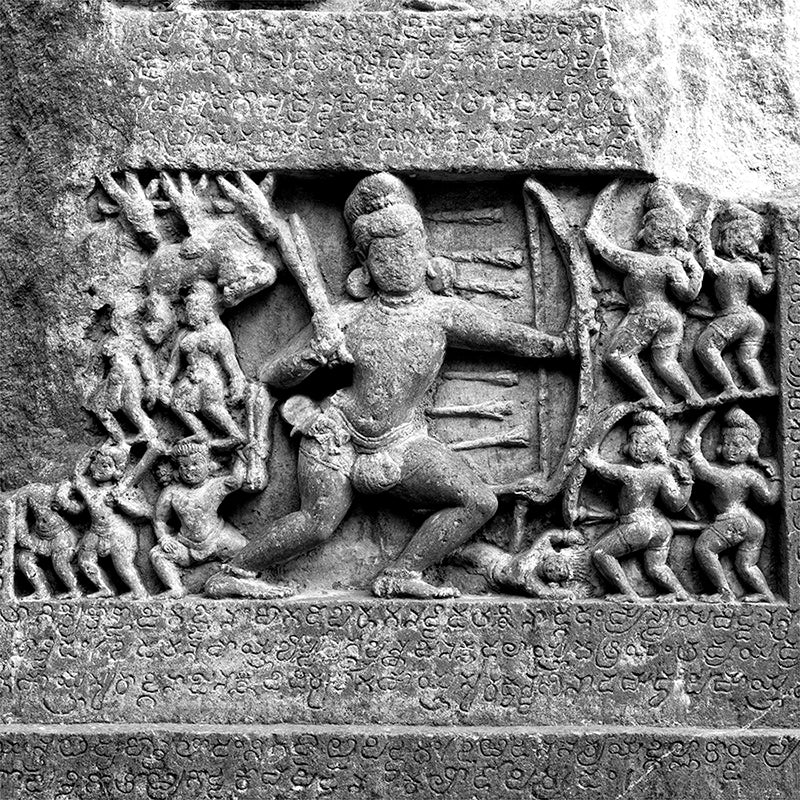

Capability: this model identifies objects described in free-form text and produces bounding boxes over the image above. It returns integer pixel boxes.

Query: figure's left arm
[750,460,781,505]
[216,324,247,403]
[750,257,776,297]
[668,251,704,302]
[113,488,152,520]
[440,297,569,359]
[659,461,694,513]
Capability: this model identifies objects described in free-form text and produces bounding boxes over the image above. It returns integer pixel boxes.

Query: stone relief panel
[5,169,785,606]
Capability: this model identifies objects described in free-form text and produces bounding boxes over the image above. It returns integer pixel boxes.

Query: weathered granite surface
[2,1,800,797]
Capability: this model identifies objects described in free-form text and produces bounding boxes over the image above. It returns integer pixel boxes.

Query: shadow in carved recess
[6,170,784,605]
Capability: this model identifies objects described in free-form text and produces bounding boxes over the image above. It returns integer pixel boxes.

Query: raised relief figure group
[9,171,782,604]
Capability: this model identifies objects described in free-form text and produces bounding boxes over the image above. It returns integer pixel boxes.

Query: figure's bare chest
[347,305,446,376]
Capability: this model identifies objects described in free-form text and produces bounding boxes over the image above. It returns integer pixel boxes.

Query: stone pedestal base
[1,724,798,799]
[0,597,797,797]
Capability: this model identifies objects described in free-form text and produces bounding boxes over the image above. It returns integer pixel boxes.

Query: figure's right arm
[161,335,183,387]
[582,447,625,482]
[686,450,720,484]
[152,489,175,543]
[136,343,158,387]
[54,483,84,515]
[585,180,637,275]
[750,259,776,297]
[659,464,693,513]
[261,307,352,390]
[73,452,94,495]
[690,200,717,274]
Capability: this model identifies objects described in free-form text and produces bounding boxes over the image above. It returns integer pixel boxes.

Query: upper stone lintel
[113,9,651,174]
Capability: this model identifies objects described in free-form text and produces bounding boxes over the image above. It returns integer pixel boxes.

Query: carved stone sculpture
[207,172,572,600]
[162,279,248,450]
[586,180,704,409]
[12,483,81,599]
[586,410,693,601]
[693,202,776,398]
[85,291,161,446]
[59,444,150,599]
[456,528,584,598]
[682,407,781,602]
[1,3,798,790]
[151,442,250,598]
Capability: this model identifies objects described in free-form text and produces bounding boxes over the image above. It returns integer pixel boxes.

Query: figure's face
[627,427,662,463]
[91,453,119,483]
[722,221,760,258]
[721,429,754,464]
[186,294,212,328]
[541,554,571,584]
[639,218,680,253]
[177,451,210,485]
[154,463,174,488]
[366,228,428,294]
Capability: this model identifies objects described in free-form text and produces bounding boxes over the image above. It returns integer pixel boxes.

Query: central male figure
[209,173,572,599]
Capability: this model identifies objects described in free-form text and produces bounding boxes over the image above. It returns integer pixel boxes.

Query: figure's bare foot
[32,588,52,600]
[685,391,705,409]
[120,589,150,601]
[56,590,82,600]
[158,587,188,599]
[742,592,776,604]
[606,592,641,603]
[640,395,666,411]
[717,385,740,402]
[706,591,737,603]
[655,591,690,603]
[204,571,294,600]
[752,382,777,396]
[372,569,460,599]
[88,588,115,599]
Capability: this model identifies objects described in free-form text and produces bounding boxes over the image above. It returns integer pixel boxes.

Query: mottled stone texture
[2,1,800,798]
[1,726,799,800]
[0,599,796,727]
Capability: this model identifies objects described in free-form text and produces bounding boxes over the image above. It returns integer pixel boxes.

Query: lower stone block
[0,598,797,729]
[0,724,797,799]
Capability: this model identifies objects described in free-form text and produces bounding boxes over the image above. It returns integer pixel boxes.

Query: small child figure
[150,440,248,598]
[693,203,775,398]
[456,528,584,599]
[585,411,693,602]
[60,443,151,599]
[682,407,780,603]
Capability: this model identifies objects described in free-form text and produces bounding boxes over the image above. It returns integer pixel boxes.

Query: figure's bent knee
[149,544,169,563]
[652,351,678,369]
[604,348,625,369]
[472,489,498,524]
[16,550,36,570]
[694,333,713,358]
